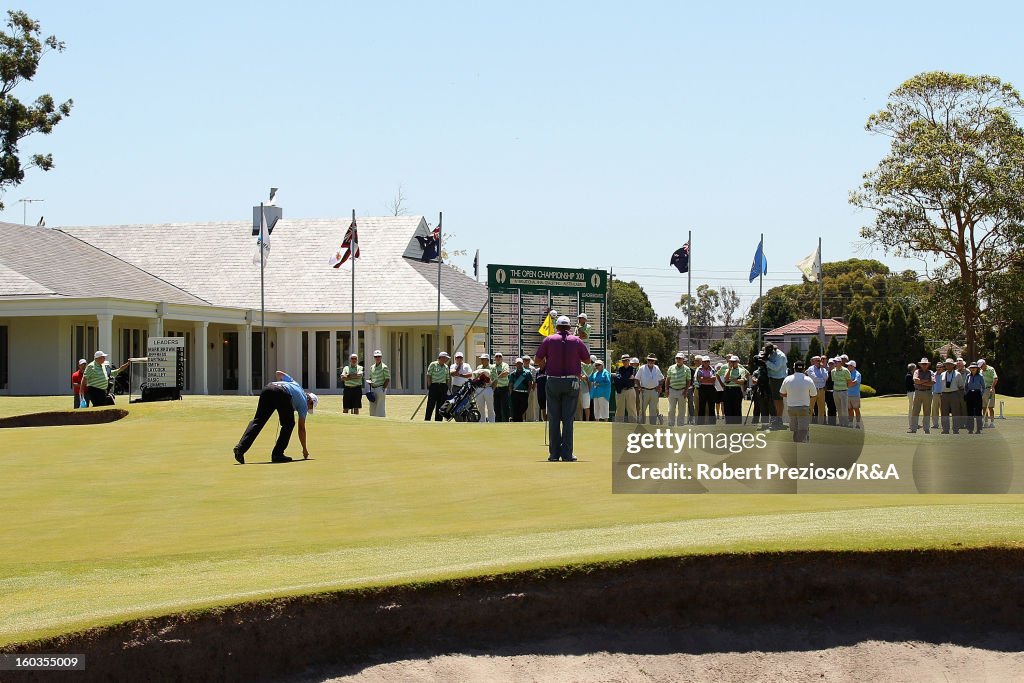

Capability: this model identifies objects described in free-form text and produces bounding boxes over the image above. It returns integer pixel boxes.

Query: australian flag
[670,242,690,273]
[416,223,441,262]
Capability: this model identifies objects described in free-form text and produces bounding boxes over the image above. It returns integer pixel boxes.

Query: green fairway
[1,394,1022,646]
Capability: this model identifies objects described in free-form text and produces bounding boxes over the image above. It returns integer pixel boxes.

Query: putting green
[0,394,1021,645]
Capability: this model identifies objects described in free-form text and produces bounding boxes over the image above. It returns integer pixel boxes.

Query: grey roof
[58,216,486,314]
[0,221,206,305]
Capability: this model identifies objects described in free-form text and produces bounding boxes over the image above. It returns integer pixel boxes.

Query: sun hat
[94,350,107,358]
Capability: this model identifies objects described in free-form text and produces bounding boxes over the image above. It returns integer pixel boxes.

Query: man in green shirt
[979,359,998,427]
[341,353,363,415]
[424,351,450,421]
[367,350,390,418]
[492,352,511,422]
[78,350,129,407]
[717,355,749,424]
[831,360,852,428]
[665,352,692,427]
[576,313,592,341]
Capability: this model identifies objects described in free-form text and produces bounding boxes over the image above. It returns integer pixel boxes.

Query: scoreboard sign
[146,337,186,390]
[487,264,609,362]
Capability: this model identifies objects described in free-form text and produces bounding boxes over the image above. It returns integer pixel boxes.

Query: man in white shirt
[635,354,665,425]
[780,360,817,443]
[450,352,473,389]
[522,356,539,422]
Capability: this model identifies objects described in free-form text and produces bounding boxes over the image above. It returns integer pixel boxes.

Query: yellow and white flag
[796,245,821,282]
[537,312,556,336]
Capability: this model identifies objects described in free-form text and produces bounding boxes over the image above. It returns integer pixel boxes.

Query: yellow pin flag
[538,312,555,336]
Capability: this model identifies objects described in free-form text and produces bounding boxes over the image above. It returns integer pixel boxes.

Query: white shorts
[579,390,591,409]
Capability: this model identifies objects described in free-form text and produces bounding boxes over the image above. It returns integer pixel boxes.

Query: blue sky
[9,1,1024,317]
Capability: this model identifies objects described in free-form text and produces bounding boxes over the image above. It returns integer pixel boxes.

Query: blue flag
[749,239,767,282]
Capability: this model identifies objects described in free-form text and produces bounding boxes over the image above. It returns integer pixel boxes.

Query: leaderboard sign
[487,264,609,361]
[146,337,186,391]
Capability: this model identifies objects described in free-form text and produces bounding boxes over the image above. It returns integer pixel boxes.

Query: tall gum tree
[850,71,1024,359]
[0,10,72,209]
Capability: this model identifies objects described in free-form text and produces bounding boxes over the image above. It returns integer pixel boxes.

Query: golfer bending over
[234,370,317,464]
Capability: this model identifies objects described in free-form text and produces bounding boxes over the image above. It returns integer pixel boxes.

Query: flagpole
[259,201,266,392]
[686,229,692,357]
[818,235,824,347]
[351,209,356,358]
[436,211,442,354]
[758,232,764,349]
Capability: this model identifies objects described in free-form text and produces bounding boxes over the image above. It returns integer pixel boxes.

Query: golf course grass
[1,394,1022,647]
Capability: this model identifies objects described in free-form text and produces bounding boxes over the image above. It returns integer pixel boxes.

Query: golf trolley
[438,375,489,422]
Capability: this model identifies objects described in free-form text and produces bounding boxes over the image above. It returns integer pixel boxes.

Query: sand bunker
[3,549,1023,682]
[0,408,127,428]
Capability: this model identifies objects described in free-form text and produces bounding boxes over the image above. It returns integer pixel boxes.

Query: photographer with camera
[748,352,772,426]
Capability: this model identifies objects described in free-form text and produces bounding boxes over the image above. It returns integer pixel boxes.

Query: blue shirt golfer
[233,371,317,464]
[535,316,591,462]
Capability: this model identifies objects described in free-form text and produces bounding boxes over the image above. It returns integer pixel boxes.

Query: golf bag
[438,376,487,422]
[111,368,131,395]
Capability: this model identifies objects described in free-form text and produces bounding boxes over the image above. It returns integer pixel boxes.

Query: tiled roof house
[0,217,487,395]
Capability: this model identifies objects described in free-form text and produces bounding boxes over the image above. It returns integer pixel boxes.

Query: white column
[239,324,252,395]
[328,330,338,392]
[279,328,301,377]
[194,321,209,395]
[306,330,316,389]
[451,324,466,356]
[96,314,114,356]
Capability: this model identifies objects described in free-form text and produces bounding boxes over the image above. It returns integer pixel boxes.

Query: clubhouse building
[0,217,487,396]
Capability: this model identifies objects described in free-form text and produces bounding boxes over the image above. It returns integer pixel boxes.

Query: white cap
[595,359,604,366]
[556,315,571,326]
[630,357,640,364]
[373,350,382,357]
[480,353,490,359]
[308,393,319,412]
[847,360,856,367]
[494,352,503,357]
[454,351,464,357]
[840,354,849,361]
[590,355,597,362]
[728,355,739,362]
[979,359,987,366]
[439,351,450,358]
[78,358,88,365]
[514,357,523,363]
[94,350,107,358]
[701,356,711,362]
[578,313,587,319]
[675,352,685,359]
